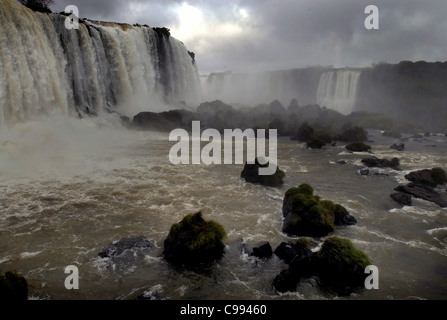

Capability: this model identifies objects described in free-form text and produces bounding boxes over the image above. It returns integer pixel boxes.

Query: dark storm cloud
[48,0,447,74]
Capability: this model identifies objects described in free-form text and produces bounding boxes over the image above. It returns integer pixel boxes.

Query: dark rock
[361,156,400,170]
[394,183,447,208]
[359,168,370,176]
[340,214,358,225]
[346,142,371,152]
[163,212,226,269]
[241,158,285,187]
[0,271,28,300]
[98,236,152,258]
[294,123,314,142]
[306,139,326,149]
[391,193,412,206]
[272,255,316,293]
[274,239,312,264]
[252,241,273,259]
[390,143,405,151]
[404,168,447,188]
[282,184,355,237]
[316,237,371,295]
[273,237,371,295]
[132,109,199,131]
[336,160,347,165]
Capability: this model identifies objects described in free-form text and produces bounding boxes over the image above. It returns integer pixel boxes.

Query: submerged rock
[98,236,152,258]
[163,212,226,269]
[0,271,28,300]
[282,184,356,237]
[240,158,285,187]
[390,143,405,151]
[346,142,371,152]
[307,139,326,149]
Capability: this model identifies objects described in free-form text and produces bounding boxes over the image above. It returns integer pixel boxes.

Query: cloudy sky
[50,0,447,75]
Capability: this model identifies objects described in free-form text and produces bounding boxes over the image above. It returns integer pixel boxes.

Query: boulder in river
[390,192,412,206]
[346,142,371,152]
[241,158,285,187]
[252,241,273,259]
[282,184,356,237]
[394,183,447,208]
[163,212,226,269]
[272,237,371,296]
[0,271,28,300]
[98,236,152,258]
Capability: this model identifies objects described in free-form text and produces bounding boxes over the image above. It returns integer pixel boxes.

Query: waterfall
[0,0,201,126]
[316,70,361,114]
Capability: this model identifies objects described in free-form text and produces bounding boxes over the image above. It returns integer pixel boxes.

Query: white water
[316,70,361,114]
[0,0,201,125]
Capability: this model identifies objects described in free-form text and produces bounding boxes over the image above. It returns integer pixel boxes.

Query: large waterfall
[0,0,201,126]
[316,70,361,114]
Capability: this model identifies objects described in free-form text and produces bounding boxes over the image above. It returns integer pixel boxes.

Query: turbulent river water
[0,116,446,300]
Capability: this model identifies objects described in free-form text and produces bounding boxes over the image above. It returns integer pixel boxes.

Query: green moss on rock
[282,184,355,237]
[317,237,371,293]
[163,212,226,268]
[0,271,28,300]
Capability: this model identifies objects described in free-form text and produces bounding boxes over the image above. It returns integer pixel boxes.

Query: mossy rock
[0,271,28,300]
[282,184,356,237]
[431,167,447,185]
[317,237,371,293]
[346,142,371,152]
[241,158,285,187]
[163,212,226,269]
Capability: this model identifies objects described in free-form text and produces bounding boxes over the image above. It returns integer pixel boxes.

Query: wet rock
[240,158,285,187]
[252,241,273,259]
[359,168,370,176]
[361,156,400,170]
[336,160,347,165]
[98,236,152,258]
[0,271,28,300]
[132,109,199,131]
[274,239,313,264]
[390,143,405,151]
[346,142,371,152]
[405,168,447,188]
[391,193,412,206]
[306,139,326,149]
[272,237,371,296]
[163,212,226,269]
[394,183,447,208]
[282,184,356,238]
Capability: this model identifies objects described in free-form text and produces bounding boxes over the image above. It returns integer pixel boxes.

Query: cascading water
[0,0,201,125]
[316,70,361,114]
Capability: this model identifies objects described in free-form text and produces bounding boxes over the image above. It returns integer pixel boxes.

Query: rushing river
[0,116,446,300]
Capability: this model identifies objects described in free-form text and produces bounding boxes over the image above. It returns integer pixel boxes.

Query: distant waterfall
[0,0,201,126]
[316,70,361,114]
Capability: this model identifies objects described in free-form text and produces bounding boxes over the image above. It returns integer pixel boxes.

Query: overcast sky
[50,0,447,75]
